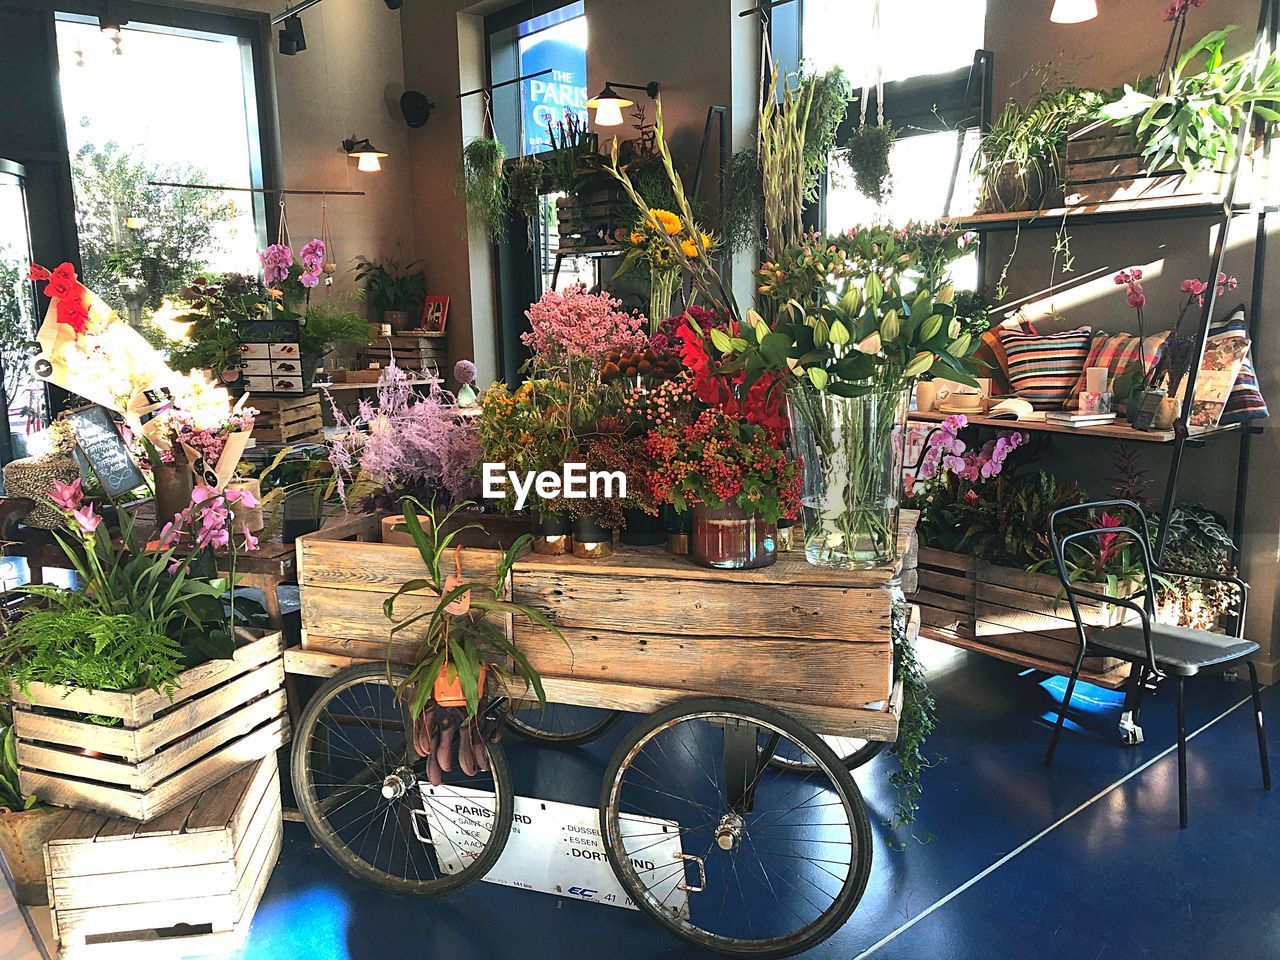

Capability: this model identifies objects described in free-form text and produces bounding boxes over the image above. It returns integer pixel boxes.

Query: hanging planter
[841,122,896,205]
[434,662,490,709]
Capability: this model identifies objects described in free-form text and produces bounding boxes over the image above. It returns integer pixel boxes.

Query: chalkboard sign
[63,405,146,501]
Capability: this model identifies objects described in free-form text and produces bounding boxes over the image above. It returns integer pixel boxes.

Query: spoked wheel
[769,736,886,773]
[504,701,620,745]
[600,698,873,959]
[291,662,513,896]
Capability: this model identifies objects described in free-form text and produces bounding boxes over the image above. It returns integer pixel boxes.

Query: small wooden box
[43,756,282,959]
[359,332,447,374]
[12,630,290,822]
[250,394,324,444]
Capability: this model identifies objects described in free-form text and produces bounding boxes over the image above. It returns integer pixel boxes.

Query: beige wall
[240,0,416,305]
[983,0,1280,674]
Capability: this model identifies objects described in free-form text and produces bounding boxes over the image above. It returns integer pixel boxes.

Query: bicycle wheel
[600,697,873,959]
[504,701,620,745]
[291,661,513,896]
[769,736,886,773]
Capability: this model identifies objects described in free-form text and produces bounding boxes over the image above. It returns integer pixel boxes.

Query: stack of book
[1044,410,1118,428]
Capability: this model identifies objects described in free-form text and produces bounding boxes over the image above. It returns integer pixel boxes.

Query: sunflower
[630,231,645,246]
[654,245,675,266]
[680,238,700,259]
[650,208,682,236]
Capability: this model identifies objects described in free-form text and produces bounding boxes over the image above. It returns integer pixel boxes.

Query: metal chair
[1044,499,1270,828]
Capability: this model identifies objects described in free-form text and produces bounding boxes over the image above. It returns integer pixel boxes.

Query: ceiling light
[343,137,387,172]
[1050,0,1098,23]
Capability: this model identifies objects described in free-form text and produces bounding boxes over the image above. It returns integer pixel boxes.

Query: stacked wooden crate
[555,186,631,253]
[11,630,289,821]
[39,757,282,960]
[250,395,325,445]
[359,332,447,376]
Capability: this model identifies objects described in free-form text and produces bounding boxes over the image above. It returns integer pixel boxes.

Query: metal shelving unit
[943,0,1277,567]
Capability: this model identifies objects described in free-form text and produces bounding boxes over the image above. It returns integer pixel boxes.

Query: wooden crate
[359,333,447,374]
[555,188,630,253]
[250,394,324,444]
[914,547,977,638]
[42,756,281,960]
[1064,120,1239,207]
[296,513,917,741]
[975,561,1128,674]
[12,630,290,822]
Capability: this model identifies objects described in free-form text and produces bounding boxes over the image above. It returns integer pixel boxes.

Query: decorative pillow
[1069,330,1170,403]
[999,327,1093,409]
[978,316,1036,395]
[1209,305,1268,424]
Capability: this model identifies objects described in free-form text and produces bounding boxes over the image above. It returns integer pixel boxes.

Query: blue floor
[239,641,1280,960]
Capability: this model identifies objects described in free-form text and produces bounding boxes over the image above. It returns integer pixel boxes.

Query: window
[0,161,45,465]
[487,2,594,382]
[53,12,270,323]
[803,0,987,234]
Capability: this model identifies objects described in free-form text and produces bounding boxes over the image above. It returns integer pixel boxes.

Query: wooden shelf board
[921,626,1131,690]
[909,410,1243,444]
[940,194,1270,232]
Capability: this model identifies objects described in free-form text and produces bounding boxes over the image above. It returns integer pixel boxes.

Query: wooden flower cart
[284,511,918,958]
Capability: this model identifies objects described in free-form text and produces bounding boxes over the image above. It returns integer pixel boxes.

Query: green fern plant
[457,137,508,241]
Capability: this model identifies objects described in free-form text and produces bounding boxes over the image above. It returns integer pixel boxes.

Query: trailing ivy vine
[888,597,940,844]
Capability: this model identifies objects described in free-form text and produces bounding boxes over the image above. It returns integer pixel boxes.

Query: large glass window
[0,162,45,465]
[803,0,986,231]
[53,14,266,323]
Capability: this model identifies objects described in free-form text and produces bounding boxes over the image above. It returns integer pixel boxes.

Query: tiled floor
[8,640,1278,959]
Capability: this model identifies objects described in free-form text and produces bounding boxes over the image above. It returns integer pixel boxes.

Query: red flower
[45,262,79,300]
[27,263,51,282]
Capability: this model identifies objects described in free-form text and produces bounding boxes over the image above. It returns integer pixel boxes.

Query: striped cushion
[1069,330,1169,403]
[999,327,1093,409]
[1209,305,1268,424]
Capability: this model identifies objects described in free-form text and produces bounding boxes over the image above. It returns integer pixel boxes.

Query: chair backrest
[1047,499,1158,640]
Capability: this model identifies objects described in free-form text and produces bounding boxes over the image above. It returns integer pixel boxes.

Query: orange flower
[630,231,645,245]
[650,208,681,235]
[680,238,700,258]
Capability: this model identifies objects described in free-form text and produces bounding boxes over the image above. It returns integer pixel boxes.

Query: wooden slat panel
[187,758,266,834]
[301,586,434,645]
[128,632,283,722]
[917,568,975,599]
[134,660,285,758]
[917,547,975,574]
[55,891,238,940]
[513,570,891,641]
[301,633,418,665]
[59,929,245,960]
[512,626,893,706]
[50,861,235,912]
[537,675,900,741]
[46,828,230,877]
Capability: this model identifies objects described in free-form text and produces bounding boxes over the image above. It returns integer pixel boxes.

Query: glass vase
[787,382,911,569]
[690,502,777,570]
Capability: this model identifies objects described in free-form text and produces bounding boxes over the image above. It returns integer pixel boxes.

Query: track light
[278,14,306,56]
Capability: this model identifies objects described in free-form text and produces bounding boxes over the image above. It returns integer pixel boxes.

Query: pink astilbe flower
[521,284,647,366]
[325,358,481,506]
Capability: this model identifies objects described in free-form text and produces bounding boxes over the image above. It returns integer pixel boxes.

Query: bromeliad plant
[382,500,561,781]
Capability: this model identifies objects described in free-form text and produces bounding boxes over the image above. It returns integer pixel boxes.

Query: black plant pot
[282,489,324,543]
[664,504,692,555]
[530,509,572,555]
[572,514,613,559]
[620,507,666,547]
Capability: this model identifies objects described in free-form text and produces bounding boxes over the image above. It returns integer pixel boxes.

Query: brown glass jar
[690,502,777,570]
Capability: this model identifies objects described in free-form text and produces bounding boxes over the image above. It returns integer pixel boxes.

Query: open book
[984,397,1046,422]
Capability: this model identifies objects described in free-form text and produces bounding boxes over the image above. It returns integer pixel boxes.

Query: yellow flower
[701,231,715,249]
[680,238,700,258]
[630,231,645,246]
[650,208,682,235]
[654,245,674,265]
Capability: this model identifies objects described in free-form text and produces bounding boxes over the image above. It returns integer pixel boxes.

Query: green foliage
[457,137,509,241]
[1102,26,1280,176]
[352,256,426,318]
[1,593,182,696]
[543,112,598,195]
[889,599,938,838]
[299,297,372,363]
[70,142,236,311]
[840,123,896,205]
[505,155,548,250]
[973,88,1101,212]
[0,253,39,425]
[168,273,269,375]
[0,704,45,812]
[383,499,563,720]
[718,149,763,255]
[802,66,852,201]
